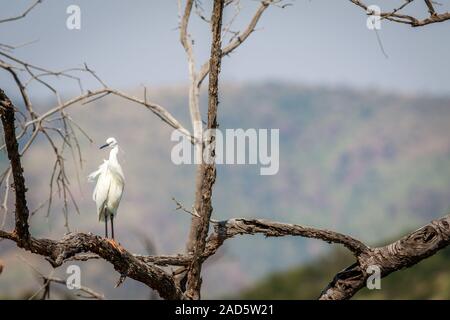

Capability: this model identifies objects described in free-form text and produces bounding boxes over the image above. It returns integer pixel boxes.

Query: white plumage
[88,137,125,239]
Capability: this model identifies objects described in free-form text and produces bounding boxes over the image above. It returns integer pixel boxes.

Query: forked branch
[319,213,450,299]
[348,0,450,27]
[0,0,43,24]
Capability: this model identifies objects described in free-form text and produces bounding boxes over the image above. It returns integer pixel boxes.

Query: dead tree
[1,0,450,300]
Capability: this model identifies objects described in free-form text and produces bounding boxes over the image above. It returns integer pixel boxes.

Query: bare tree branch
[202,218,370,259]
[0,230,185,299]
[0,60,36,118]
[180,0,203,148]
[23,88,193,141]
[0,89,30,245]
[179,0,205,259]
[65,251,193,267]
[0,0,43,24]
[348,0,450,27]
[424,0,436,16]
[185,0,224,300]
[197,0,278,88]
[0,167,12,229]
[319,213,450,300]
[44,276,105,300]
[17,255,105,300]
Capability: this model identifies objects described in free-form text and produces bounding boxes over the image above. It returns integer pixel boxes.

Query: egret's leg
[105,216,108,238]
[110,215,115,240]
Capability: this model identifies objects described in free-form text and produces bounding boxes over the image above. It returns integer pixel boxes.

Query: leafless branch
[172,197,201,218]
[0,229,185,299]
[319,213,450,299]
[197,0,281,88]
[44,276,105,300]
[203,218,370,259]
[349,0,450,27]
[180,0,203,150]
[0,90,30,244]
[18,254,105,300]
[0,0,43,24]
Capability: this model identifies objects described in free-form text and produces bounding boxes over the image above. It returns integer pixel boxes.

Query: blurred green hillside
[238,245,450,300]
[1,82,450,298]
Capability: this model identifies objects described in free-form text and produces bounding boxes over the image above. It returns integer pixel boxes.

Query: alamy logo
[66,5,81,30]
[366,265,381,290]
[171,128,280,175]
[66,265,81,290]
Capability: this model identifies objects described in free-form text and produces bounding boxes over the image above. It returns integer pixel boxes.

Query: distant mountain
[237,245,450,299]
[1,82,449,299]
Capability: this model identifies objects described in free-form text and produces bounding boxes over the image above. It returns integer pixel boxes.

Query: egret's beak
[99,143,110,149]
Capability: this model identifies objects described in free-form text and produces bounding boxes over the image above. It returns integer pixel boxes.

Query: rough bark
[319,214,450,299]
[0,230,184,300]
[202,218,370,259]
[185,0,224,300]
[0,89,30,246]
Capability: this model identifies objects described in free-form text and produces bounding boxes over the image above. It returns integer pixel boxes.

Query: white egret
[88,137,125,239]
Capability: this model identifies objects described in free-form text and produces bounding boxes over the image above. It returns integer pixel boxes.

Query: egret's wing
[90,160,109,203]
[106,176,124,218]
[94,169,112,220]
[107,161,125,184]
[88,160,108,182]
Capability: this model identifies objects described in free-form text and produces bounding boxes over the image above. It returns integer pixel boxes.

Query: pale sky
[1,0,450,97]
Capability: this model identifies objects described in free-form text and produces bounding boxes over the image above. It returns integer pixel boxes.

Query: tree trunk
[185,0,224,300]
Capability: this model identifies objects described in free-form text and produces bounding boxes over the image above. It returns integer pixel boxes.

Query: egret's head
[100,137,118,149]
